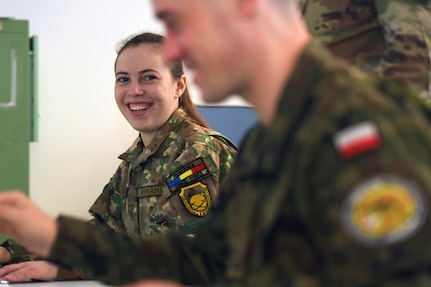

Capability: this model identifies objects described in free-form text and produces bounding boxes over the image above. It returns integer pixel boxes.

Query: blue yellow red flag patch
[167,158,209,193]
[333,121,381,159]
[341,175,427,248]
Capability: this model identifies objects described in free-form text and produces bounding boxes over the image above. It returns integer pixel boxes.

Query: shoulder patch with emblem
[333,121,381,160]
[341,175,428,248]
[179,182,212,217]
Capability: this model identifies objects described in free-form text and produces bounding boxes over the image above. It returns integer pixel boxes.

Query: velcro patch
[117,185,165,197]
[137,185,165,197]
[333,121,381,160]
[341,175,427,248]
[166,158,210,193]
[179,182,212,217]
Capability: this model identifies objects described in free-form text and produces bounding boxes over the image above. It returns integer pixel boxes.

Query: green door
[0,19,30,195]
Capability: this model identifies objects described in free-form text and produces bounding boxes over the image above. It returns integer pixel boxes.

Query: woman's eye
[144,75,157,81]
[117,77,129,83]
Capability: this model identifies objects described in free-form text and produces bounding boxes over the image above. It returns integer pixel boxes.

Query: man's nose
[162,35,182,62]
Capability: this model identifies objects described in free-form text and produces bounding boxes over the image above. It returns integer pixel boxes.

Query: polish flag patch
[333,121,381,160]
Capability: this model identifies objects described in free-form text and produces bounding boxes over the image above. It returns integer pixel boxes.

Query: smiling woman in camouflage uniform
[0,32,237,282]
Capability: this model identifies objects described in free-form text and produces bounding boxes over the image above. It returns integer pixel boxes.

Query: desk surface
[3,281,108,287]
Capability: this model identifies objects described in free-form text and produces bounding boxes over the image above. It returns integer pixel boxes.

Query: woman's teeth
[129,104,148,111]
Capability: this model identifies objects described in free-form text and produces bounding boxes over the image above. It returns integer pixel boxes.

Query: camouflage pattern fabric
[0,240,38,264]
[48,42,431,286]
[56,107,237,279]
[88,107,237,237]
[0,108,237,280]
[301,0,431,101]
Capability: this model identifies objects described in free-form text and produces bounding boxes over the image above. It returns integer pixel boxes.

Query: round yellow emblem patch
[341,175,427,248]
[179,182,212,217]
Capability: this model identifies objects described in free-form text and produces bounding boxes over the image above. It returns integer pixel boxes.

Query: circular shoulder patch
[179,182,212,217]
[341,175,428,248]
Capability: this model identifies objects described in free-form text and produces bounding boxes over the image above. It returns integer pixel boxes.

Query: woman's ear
[175,75,187,98]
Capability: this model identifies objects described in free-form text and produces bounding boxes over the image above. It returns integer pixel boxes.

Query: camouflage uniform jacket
[1,108,237,279]
[88,107,237,237]
[48,42,431,286]
[301,0,431,101]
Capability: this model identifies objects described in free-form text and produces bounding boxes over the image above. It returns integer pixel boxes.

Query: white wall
[0,0,247,220]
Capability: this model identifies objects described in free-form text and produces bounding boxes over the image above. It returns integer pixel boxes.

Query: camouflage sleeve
[147,135,236,236]
[269,80,431,285]
[374,0,431,100]
[178,132,237,186]
[56,266,92,281]
[307,92,431,285]
[49,205,229,286]
[88,164,128,234]
[301,0,431,100]
[208,134,238,184]
[0,239,39,265]
[55,219,96,281]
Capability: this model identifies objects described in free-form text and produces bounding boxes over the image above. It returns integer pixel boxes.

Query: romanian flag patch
[333,121,381,160]
[166,158,210,193]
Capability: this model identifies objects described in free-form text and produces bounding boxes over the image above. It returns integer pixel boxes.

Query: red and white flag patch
[333,121,381,159]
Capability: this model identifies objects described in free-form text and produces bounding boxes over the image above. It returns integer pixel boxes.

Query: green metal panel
[0,19,30,195]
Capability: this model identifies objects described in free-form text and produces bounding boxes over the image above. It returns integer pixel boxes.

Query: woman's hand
[0,261,58,282]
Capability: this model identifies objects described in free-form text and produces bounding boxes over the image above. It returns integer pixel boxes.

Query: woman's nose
[129,81,144,97]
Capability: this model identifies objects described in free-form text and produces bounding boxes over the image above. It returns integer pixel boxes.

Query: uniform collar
[270,41,333,140]
[118,108,187,165]
[237,41,335,173]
